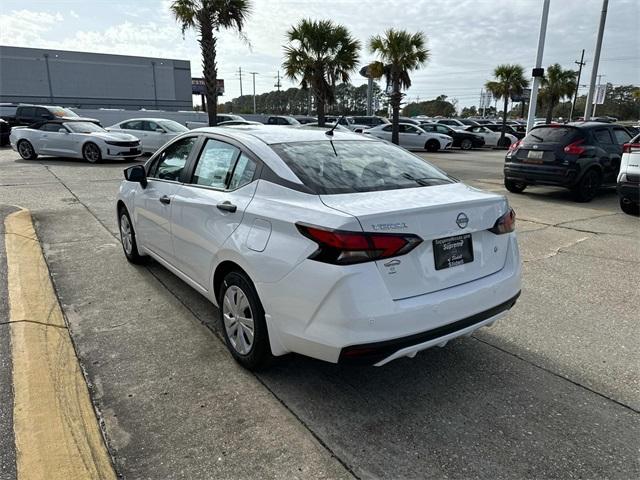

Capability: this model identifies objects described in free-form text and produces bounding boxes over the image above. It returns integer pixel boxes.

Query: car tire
[82,142,102,163]
[425,139,440,152]
[218,271,273,371]
[504,178,527,193]
[497,137,512,149]
[118,207,147,264]
[17,140,38,160]
[573,169,601,202]
[620,198,640,216]
[460,138,473,150]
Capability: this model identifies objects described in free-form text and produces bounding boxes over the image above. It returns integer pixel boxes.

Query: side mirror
[58,128,68,134]
[155,128,165,133]
[124,165,147,188]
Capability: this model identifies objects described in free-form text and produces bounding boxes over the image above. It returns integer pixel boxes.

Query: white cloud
[0,10,64,45]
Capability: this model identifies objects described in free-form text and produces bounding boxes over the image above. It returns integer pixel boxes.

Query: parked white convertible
[10,120,141,163]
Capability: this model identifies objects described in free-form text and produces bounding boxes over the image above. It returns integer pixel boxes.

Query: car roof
[190,124,374,145]
[118,118,177,123]
[565,121,618,129]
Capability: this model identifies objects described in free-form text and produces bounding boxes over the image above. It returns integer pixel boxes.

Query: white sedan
[465,125,518,148]
[116,126,521,370]
[10,120,141,162]
[364,123,453,151]
[106,118,189,154]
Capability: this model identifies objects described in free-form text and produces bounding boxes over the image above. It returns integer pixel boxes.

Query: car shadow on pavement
[144,259,638,480]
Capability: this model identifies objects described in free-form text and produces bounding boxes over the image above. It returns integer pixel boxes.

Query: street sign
[192,78,225,96]
[511,88,531,103]
[593,84,606,104]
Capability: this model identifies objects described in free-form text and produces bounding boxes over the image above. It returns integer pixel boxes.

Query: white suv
[617,134,640,215]
[117,126,521,369]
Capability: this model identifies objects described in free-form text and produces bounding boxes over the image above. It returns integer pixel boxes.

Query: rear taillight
[564,139,586,155]
[508,139,522,152]
[296,223,423,265]
[623,143,640,153]
[489,208,516,235]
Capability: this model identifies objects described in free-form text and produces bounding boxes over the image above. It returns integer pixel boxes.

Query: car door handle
[216,201,237,213]
[159,195,171,205]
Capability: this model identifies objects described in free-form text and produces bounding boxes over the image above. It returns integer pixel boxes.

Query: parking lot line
[5,209,116,480]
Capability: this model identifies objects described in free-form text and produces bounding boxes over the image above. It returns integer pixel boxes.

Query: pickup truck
[1,105,100,127]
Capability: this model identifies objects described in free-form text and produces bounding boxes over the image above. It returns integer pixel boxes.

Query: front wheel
[460,138,473,150]
[573,169,601,202]
[118,208,146,264]
[17,140,38,160]
[425,139,440,152]
[82,142,102,163]
[219,271,273,370]
[504,178,527,193]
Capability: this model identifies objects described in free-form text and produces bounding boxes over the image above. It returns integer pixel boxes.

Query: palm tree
[368,29,429,145]
[540,63,577,123]
[171,0,251,126]
[485,64,528,145]
[283,19,360,127]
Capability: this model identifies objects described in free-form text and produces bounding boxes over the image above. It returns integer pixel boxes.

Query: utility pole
[569,49,586,121]
[274,71,282,92]
[526,0,551,133]
[592,74,605,116]
[249,71,259,113]
[237,66,243,97]
[584,0,608,119]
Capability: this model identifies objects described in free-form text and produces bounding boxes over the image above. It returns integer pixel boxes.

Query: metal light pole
[249,71,259,113]
[584,0,608,119]
[526,0,551,133]
[569,49,586,122]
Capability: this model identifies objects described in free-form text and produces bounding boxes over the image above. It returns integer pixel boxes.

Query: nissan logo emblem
[456,212,469,229]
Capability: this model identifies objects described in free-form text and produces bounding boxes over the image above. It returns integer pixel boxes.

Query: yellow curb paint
[5,209,116,480]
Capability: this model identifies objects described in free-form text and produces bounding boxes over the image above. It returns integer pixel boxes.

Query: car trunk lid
[320,183,511,300]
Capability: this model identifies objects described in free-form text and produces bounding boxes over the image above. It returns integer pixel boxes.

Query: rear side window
[612,128,632,145]
[525,127,578,143]
[593,129,613,144]
[271,140,452,194]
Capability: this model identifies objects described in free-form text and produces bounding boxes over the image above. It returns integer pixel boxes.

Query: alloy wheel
[18,141,33,158]
[84,144,100,162]
[222,285,255,355]
[119,214,133,255]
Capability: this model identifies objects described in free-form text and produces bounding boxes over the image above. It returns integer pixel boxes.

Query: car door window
[191,138,240,189]
[41,123,64,132]
[122,120,143,131]
[145,121,161,132]
[36,107,52,119]
[436,125,449,134]
[382,125,392,132]
[613,128,632,145]
[594,129,614,144]
[228,153,257,190]
[404,125,419,134]
[151,136,196,181]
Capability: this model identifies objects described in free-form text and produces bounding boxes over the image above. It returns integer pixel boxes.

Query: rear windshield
[270,140,453,194]
[525,127,579,143]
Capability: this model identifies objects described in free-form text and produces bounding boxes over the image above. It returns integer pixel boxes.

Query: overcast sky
[1,0,637,108]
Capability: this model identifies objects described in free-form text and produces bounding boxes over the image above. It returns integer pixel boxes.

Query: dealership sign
[192,78,225,96]
[592,84,606,105]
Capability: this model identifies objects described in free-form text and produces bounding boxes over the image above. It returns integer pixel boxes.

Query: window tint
[228,153,257,190]
[122,120,143,130]
[20,107,36,118]
[613,128,632,145]
[271,140,452,194]
[36,107,52,119]
[524,127,578,143]
[593,129,613,144]
[192,139,239,188]
[41,123,65,132]
[145,121,161,132]
[152,137,196,181]
[267,117,277,125]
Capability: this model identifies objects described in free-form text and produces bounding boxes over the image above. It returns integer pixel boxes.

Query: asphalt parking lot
[0,145,638,479]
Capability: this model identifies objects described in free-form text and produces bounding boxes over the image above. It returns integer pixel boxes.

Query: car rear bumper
[617,181,640,204]
[504,161,579,187]
[258,233,522,365]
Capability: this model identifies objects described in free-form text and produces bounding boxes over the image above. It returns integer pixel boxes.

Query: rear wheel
[17,140,38,160]
[82,142,102,163]
[460,138,473,150]
[219,271,273,370]
[573,169,601,202]
[425,139,440,152]
[620,198,639,216]
[504,178,527,193]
